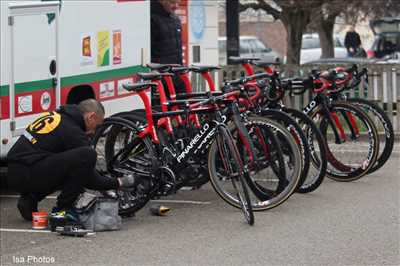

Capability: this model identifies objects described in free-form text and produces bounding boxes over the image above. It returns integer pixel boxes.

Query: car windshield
[334,38,344,47]
[253,39,267,50]
[302,37,344,49]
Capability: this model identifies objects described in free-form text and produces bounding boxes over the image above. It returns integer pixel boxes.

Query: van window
[378,33,400,53]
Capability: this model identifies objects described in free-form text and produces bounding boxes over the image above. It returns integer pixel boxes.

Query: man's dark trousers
[8,146,118,210]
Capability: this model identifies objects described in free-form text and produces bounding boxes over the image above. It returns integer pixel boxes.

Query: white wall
[188,0,219,66]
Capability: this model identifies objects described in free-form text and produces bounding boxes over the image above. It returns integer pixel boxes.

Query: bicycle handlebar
[224,72,271,87]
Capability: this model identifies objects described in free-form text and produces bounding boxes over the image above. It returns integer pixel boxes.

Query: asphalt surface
[0,146,399,266]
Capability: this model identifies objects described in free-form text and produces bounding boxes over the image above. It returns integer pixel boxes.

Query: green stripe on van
[0,65,147,97]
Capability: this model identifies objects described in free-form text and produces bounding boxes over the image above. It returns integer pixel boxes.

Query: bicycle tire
[310,102,379,181]
[261,109,312,193]
[211,125,254,225]
[209,116,302,211]
[347,98,394,173]
[92,116,155,216]
[283,107,328,193]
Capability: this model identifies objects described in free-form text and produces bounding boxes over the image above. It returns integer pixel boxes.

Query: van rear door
[7,1,60,137]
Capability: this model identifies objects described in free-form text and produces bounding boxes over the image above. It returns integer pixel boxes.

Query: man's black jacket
[151,1,183,64]
[7,105,89,165]
[344,31,361,50]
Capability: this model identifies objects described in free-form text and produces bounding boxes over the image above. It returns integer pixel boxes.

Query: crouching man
[7,99,133,221]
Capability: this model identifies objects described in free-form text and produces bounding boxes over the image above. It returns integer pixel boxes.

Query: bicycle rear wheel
[209,125,254,225]
[283,107,328,193]
[310,102,379,181]
[261,109,312,193]
[347,98,394,173]
[92,116,155,216]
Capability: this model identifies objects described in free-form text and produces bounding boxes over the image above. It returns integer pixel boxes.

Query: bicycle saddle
[122,82,158,92]
[190,65,221,73]
[137,72,174,81]
[252,59,281,67]
[147,63,181,72]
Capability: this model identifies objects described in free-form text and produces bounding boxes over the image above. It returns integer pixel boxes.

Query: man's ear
[88,112,96,120]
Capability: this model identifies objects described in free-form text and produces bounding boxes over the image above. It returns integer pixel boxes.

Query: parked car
[300,33,347,65]
[367,17,400,59]
[218,36,282,65]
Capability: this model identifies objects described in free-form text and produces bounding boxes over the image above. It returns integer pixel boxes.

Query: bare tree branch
[239,0,281,20]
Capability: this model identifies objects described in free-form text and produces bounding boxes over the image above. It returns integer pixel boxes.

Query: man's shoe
[17,194,38,221]
[49,208,82,231]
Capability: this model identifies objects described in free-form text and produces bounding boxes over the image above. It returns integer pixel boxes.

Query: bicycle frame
[234,60,361,144]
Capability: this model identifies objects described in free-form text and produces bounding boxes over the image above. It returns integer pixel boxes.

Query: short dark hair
[77,99,105,117]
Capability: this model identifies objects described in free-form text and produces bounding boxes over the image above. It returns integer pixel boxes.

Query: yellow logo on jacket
[28,111,61,134]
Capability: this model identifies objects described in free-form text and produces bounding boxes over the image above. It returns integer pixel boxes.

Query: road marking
[150,199,211,205]
[0,195,57,199]
[0,228,52,233]
[0,195,211,205]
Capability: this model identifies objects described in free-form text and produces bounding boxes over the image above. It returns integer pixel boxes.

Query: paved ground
[0,145,399,266]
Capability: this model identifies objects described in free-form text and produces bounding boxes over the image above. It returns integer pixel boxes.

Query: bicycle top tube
[123,82,240,143]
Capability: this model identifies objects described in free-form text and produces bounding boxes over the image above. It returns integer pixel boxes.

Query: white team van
[0,0,150,160]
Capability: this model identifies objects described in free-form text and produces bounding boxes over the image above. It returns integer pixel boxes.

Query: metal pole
[55,6,61,108]
[226,0,239,65]
[8,16,15,131]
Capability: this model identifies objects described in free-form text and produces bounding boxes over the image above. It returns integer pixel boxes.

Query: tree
[306,1,344,58]
[238,0,400,64]
[342,0,400,23]
[239,0,322,65]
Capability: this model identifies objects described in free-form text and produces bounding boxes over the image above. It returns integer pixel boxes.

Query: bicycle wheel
[209,116,302,211]
[209,125,254,225]
[310,102,379,181]
[92,116,156,216]
[347,98,394,173]
[261,109,312,193]
[283,107,328,193]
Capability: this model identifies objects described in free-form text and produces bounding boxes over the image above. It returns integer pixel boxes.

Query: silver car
[300,33,347,65]
[218,36,282,65]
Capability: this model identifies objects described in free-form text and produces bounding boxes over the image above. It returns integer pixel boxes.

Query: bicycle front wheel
[209,116,302,211]
[208,125,254,225]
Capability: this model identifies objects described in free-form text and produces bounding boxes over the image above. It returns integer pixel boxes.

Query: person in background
[7,99,135,221]
[344,26,362,57]
[151,0,186,101]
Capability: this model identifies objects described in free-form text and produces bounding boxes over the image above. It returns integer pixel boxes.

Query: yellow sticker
[28,112,61,134]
